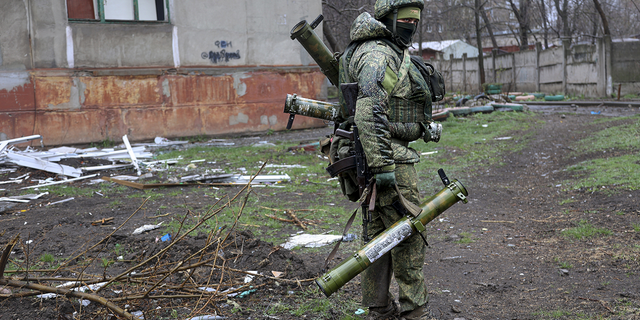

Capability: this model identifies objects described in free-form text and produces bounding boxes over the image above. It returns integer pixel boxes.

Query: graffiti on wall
[202,40,241,64]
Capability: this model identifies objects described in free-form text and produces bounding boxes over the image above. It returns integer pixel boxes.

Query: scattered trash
[591,111,601,114]
[342,233,357,242]
[161,233,172,242]
[421,151,438,155]
[237,288,257,298]
[132,222,163,235]
[494,137,513,140]
[46,197,75,206]
[244,271,258,283]
[186,315,226,320]
[355,309,366,315]
[281,234,343,250]
[130,311,144,319]
[271,271,283,278]
[22,174,99,190]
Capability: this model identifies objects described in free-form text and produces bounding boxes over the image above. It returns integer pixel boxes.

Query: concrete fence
[431,37,640,98]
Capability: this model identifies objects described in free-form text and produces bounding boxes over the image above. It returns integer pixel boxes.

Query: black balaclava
[381,10,418,48]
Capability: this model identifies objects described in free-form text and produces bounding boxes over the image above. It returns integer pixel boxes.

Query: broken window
[66,0,168,22]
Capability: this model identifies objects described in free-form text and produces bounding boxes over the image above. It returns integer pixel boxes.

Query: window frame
[67,0,171,24]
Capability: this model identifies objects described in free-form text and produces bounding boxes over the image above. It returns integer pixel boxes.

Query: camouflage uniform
[337,0,432,315]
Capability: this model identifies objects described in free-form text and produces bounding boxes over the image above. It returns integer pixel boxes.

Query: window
[426,8,432,15]
[427,24,432,33]
[67,0,169,22]
[437,24,443,32]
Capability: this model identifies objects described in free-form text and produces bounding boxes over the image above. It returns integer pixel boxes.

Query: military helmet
[374,0,425,20]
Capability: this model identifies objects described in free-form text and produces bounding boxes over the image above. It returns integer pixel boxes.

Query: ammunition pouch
[410,56,446,102]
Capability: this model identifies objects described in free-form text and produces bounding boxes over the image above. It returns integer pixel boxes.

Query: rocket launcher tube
[284,94,340,122]
[315,180,468,297]
[290,16,340,86]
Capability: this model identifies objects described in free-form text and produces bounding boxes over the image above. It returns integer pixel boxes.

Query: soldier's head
[374,0,424,48]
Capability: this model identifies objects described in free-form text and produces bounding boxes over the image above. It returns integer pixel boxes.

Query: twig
[286,211,307,230]
[0,234,20,279]
[480,220,515,223]
[0,278,137,319]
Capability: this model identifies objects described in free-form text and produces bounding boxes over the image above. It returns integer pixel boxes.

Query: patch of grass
[414,111,538,192]
[570,116,640,154]
[101,258,114,268]
[562,220,613,240]
[455,232,474,244]
[554,257,573,269]
[532,309,572,318]
[633,223,640,233]
[564,154,640,191]
[40,253,54,263]
[559,198,575,205]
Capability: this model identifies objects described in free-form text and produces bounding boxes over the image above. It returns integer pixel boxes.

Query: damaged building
[0,0,326,146]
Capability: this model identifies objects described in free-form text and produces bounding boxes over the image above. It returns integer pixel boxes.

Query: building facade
[0,0,325,145]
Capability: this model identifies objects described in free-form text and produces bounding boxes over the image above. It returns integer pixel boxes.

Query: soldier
[337,0,439,319]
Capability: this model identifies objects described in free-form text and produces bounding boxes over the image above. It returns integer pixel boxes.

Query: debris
[494,137,513,140]
[244,271,258,283]
[342,233,357,242]
[281,234,343,250]
[355,309,366,315]
[81,164,133,172]
[186,315,226,320]
[161,233,172,242]
[132,222,163,235]
[91,217,114,226]
[287,142,319,152]
[122,135,142,176]
[591,111,601,115]
[0,180,23,185]
[5,152,82,178]
[421,151,438,156]
[21,174,99,190]
[0,135,43,153]
[46,198,75,206]
[271,271,283,278]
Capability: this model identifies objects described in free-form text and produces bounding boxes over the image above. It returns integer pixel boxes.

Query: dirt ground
[1,104,639,320]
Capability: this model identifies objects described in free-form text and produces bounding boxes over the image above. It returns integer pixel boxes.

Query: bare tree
[509,0,532,50]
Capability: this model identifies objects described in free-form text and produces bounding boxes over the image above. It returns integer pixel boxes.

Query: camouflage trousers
[361,163,429,313]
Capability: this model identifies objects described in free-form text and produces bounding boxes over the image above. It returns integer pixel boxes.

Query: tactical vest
[338,38,432,126]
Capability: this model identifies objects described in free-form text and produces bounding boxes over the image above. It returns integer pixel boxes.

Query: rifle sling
[325,156,356,177]
[321,183,373,272]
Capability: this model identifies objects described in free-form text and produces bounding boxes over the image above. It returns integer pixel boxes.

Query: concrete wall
[430,38,640,97]
[0,0,326,146]
[611,41,640,96]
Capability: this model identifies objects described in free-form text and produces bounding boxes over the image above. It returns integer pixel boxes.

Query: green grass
[413,111,537,192]
[559,198,576,205]
[566,154,640,191]
[571,116,640,154]
[554,257,573,269]
[40,253,54,263]
[633,223,640,233]
[455,231,474,244]
[561,115,640,191]
[562,220,613,240]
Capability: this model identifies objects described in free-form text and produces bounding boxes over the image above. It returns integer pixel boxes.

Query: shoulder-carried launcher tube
[284,94,340,122]
[315,180,468,297]
[290,17,339,86]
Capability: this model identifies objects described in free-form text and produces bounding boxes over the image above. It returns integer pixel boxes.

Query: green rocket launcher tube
[315,179,468,297]
[290,15,339,86]
[284,94,340,129]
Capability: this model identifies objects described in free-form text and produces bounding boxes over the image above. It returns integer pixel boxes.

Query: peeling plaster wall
[0,0,326,145]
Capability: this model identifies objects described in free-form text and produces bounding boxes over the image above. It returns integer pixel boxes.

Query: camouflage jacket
[339,12,432,173]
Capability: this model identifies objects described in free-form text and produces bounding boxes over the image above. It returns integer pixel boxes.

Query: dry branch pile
[0,167,317,319]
